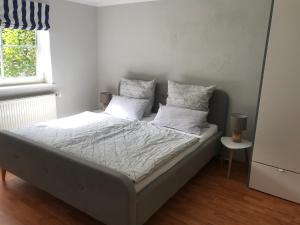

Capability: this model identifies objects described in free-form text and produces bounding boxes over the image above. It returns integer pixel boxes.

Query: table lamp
[100,92,112,110]
[231,113,248,143]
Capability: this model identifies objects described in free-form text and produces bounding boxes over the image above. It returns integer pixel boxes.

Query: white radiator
[0,94,57,130]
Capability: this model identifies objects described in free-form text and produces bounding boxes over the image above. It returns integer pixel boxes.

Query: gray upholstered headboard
[118,81,229,134]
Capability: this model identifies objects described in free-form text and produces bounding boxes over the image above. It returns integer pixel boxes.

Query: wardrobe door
[251,0,300,173]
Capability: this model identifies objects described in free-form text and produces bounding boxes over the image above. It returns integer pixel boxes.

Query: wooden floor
[1,161,299,225]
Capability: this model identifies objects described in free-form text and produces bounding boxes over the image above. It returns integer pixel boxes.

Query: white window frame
[0,29,52,87]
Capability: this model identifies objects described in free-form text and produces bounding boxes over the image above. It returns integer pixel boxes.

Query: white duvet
[14,112,198,183]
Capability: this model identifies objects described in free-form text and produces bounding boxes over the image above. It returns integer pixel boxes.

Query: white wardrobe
[249,0,300,203]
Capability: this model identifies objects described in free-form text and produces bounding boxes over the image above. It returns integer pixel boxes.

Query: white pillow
[167,80,216,112]
[120,78,156,115]
[105,95,149,120]
[152,105,208,135]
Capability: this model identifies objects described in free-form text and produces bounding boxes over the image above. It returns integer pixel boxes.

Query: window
[0,28,51,86]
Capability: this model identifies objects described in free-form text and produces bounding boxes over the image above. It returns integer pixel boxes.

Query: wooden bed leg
[1,169,6,182]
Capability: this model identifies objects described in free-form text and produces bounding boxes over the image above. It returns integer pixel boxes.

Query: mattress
[97,112,218,191]
[13,112,200,184]
[135,121,218,192]
[135,113,219,191]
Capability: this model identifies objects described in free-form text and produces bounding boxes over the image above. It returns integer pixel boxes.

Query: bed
[0,89,228,225]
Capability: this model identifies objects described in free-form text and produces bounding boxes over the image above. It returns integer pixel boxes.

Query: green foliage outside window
[1,29,36,78]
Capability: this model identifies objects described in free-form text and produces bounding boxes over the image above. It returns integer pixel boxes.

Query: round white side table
[221,137,252,178]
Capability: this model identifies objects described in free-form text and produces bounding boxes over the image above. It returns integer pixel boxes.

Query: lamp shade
[231,113,248,131]
[100,92,112,107]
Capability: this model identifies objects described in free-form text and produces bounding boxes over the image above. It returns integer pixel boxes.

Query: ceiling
[63,0,159,7]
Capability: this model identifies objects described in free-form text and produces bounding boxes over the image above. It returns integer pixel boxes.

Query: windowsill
[0,83,56,100]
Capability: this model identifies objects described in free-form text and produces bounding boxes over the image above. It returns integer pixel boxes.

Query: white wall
[0,0,99,117]
[50,0,99,117]
[0,0,273,152]
[97,0,272,143]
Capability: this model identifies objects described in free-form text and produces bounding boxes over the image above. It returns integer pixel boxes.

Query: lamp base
[232,130,242,143]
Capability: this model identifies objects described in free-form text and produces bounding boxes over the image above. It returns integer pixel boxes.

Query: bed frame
[0,89,228,225]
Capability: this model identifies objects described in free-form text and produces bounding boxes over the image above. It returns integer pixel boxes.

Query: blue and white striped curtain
[0,0,50,30]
